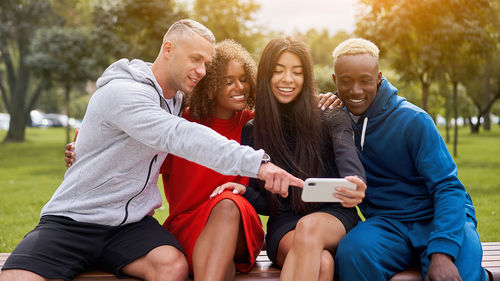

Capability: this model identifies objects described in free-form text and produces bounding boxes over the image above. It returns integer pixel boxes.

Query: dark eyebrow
[275,63,303,69]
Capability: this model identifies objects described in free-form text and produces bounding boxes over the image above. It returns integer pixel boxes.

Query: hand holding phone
[301,178,356,202]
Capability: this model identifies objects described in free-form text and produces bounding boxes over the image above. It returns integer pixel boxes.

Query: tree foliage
[0,0,187,142]
[102,0,188,62]
[192,0,263,53]
[27,27,98,143]
[298,29,351,93]
[356,0,494,113]
[0,0,59,142]
[355,0,498,156]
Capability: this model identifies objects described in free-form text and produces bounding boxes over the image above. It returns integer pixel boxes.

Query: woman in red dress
[161,39,264,281]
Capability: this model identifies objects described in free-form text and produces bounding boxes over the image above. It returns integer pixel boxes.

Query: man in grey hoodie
[0,19,303,281]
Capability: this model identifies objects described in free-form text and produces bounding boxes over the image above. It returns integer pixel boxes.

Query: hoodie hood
[96,59,183,115]
[348,77,404,151]
[360,77,404,129]
[96,59,161,93]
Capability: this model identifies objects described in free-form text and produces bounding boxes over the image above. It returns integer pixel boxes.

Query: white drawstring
[360,117,368,151]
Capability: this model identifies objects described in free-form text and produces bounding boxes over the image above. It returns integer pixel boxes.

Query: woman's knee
[293,215,341,246]
[294,215,322,238]
[211,199,241,222]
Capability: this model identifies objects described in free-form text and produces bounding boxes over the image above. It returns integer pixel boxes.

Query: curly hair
[188,39,257,121]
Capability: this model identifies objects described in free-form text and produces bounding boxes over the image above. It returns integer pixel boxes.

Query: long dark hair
[253,36,324,214]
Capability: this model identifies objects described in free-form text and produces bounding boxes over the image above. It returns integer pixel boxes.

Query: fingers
[264,173,277,196]
[274,177,285,198]
[65,142,75,167]
[289,176,304,189]
[259,163,285,196]
[257,162,305,197]
[337,194,362,208]
[318,92,343,110]
[318,92,331,107]
[346,175,367,192]
[318,92,333,110]
[210,182,246,199]
[330,97,343,108]
[257,162,304,198]
[337,176,366,208]
[65,156,74,167]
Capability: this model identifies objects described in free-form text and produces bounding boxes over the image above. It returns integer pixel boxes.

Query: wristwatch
[261,153,271,164]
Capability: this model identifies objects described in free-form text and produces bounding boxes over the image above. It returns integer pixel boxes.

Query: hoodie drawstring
[361,117,368,151]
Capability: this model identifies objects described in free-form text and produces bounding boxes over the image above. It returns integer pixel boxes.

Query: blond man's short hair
[163,19,215,44]
[332,38,380,69]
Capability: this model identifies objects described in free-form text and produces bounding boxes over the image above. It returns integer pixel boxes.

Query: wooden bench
[2,242,499,280]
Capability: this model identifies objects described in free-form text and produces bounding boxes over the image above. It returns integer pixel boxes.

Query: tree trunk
[2,38,46,142]
[452,81,458,157]
[5,107,28,142]
[4,65,31,143]
[445,92,451,143]
[65,83,72,144]
[483,67,491,131]
[422,81,430,112]
[470,119,480,134]
[3,79,46,143]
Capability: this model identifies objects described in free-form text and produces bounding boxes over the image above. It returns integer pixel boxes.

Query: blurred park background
[1,0,500,251]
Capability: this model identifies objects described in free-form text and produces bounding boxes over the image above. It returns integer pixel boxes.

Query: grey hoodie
[41,59,264,226]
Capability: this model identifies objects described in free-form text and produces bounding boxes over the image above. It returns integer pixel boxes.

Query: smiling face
[270,51,304,104]
[213,60,250,119]
[333,53,382,116]
[163,32,214,98]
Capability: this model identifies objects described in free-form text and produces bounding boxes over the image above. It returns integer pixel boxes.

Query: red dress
[161,109,264,273]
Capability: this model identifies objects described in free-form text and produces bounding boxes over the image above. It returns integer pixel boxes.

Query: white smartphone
[301,178,356,202]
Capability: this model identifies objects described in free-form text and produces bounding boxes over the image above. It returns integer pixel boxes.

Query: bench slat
[2,243,499,281]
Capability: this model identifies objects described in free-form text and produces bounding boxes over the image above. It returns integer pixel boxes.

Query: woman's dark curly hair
[188,39,257,121]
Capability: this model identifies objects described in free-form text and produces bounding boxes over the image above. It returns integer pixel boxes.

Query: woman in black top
[211,36,366,281]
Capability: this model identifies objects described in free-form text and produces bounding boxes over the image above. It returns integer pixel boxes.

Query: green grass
[0,128,172,252]
[441,126,500,242]
[0,125,499,252]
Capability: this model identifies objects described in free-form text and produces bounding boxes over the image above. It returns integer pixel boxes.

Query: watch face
[262,153,271,163]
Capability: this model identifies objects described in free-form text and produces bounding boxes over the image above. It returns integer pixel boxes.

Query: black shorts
[265,205,359,264]
[2,215,183,281]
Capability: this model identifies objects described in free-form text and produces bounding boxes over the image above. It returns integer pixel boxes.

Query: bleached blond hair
[332,38,379,69]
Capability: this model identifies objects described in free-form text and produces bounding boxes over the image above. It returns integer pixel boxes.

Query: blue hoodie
[351,78,476,260]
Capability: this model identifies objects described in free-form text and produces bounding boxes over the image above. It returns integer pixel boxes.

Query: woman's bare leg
[192,199,246,281]
[279,213,346,281]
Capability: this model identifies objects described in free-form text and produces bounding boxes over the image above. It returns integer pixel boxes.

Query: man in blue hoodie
[331,38,487,281]
[0,19,303,281]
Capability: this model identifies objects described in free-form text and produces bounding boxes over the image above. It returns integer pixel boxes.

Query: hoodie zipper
[119,154,158,225]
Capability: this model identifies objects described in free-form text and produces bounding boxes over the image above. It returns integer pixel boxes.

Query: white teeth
[231,95,245,100]
[349,99,364,103]
[278,87,293,92]
[190,78,198,83]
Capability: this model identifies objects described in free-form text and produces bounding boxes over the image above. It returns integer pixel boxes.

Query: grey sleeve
[101,84,264,178]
